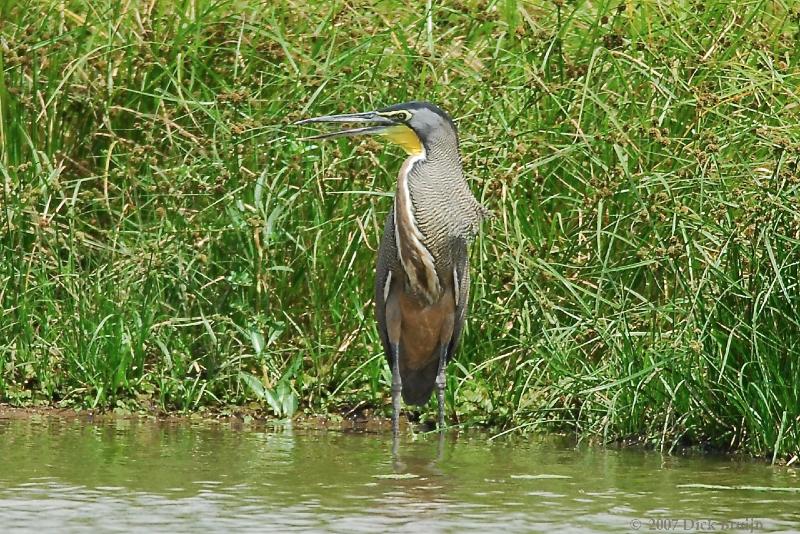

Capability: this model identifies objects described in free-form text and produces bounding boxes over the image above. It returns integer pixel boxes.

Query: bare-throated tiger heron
[296,102,488,434]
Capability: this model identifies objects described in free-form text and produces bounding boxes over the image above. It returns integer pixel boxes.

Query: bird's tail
[400,357,439,406]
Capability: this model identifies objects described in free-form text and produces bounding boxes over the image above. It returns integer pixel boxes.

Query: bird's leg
[391,342,402,436]
[436,345,448,431]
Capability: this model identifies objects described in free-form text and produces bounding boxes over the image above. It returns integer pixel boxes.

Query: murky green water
[0,417,798,532]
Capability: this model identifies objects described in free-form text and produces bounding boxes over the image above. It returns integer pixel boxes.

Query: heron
[296,101,488,434]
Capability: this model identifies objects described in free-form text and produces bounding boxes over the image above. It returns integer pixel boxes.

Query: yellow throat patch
[381,125,424,156]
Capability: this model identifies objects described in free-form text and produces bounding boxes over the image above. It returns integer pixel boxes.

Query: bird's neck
[403,149,485,242]
[393,152,442,305]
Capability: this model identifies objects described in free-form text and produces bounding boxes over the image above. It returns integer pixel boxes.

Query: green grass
[1,0,799,460]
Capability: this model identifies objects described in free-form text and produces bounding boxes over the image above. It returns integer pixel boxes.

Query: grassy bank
[2,0,799,459]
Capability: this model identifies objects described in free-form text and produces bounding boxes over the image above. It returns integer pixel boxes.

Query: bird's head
[294,101,457,156]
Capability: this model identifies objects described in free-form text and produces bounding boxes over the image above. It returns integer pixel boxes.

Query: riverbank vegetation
[2,0,799,460]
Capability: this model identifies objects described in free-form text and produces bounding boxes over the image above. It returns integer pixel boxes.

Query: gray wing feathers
[374,209,397,363]
[446,243,470,362]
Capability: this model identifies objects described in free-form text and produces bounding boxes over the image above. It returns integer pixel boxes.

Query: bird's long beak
[294,111,397,140]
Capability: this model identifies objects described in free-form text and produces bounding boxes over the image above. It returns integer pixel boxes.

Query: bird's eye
[380,110,412,122]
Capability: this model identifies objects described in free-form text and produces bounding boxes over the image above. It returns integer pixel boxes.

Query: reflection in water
[391,430,445,474]
[0,417,798,532]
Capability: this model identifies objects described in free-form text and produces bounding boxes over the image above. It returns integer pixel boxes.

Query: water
[0,416,798,533]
